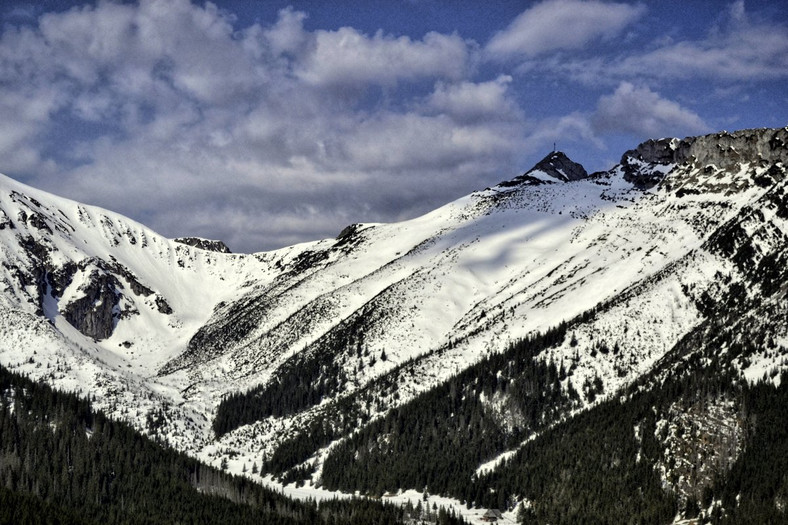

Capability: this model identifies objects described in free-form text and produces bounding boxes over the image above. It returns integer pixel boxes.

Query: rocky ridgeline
[3,127,785,347]
[620,127,788,187]
[0,190,177,341]
[174,237,232,253]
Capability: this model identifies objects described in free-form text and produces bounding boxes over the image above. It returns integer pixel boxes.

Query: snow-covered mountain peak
[0,171,280,358]
[496,150,589,188]
[530,150,589,182]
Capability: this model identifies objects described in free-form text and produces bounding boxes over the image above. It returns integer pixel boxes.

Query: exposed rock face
[15,234,54,316]
[530,151,589,182]
[155,296,173,314]
[498,151,588,187]
[337,223,364,241]
[46,261,78,298]
[62,270,121,340]
[687,127,788,169]
[9,227,164,340]
[174,237,231,253]
[0,208,13,230]
[618,137,688,188]
[621,127,788,188]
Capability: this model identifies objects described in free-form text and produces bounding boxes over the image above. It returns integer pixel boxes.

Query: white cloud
[428,75,520,124]
[0,0,525,252]
[486,0,645,59]
[618,27,788,81]
[522,83,709,157]
[592,82,709,138]
[295,26,470,87]
[550,1,788,84]
[263,7,309,57]
[341,111,521,171]
[528,112,605,152]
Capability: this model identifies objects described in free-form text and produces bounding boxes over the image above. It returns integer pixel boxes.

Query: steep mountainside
[1,127,787,522]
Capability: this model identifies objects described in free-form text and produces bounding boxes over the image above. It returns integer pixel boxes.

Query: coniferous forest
[320,348,788,524]
[0,363,466,524]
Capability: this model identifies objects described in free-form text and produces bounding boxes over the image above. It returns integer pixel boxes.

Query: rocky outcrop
[337,223,364,241]
[620,127,788,188]
[107,260,154,297]
[0,208,13,230]
[498,151,588,187]
[62,270,121,340]
[174,237,231,253]
[680,128,788,178]
[529,151,589,182]
[155,295,173,314]
[58,258,172,338]
[46,261,78,298]
[618,137,691,188]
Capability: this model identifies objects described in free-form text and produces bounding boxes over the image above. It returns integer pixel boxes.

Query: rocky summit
[174,237,233,253]
[530,150,589,181]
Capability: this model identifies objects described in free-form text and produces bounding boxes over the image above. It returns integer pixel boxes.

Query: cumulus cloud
[0,0,525,252]
[486,0,645,59]
[263,6,309,57]
[550,1,788,85]
[428,75,520,124]
[296,27,470,87]
[523,83,709,158]
[528,112,605,152]
[619,27,788,81]
[262,6,472,88]
[592,82,709,138]
[3,0,777,252]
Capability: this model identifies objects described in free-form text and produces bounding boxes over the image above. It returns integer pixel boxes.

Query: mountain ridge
[1,126,787,522]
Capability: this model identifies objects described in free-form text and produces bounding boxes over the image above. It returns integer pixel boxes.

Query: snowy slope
[0,173,294,447]
[197,127,788,484]
[1,127,787,501]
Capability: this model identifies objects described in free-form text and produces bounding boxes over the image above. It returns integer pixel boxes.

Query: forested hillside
[319,341,787,523]
[0,363,465,524]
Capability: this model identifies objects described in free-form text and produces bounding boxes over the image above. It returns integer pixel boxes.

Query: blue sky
[1,0,786,252]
